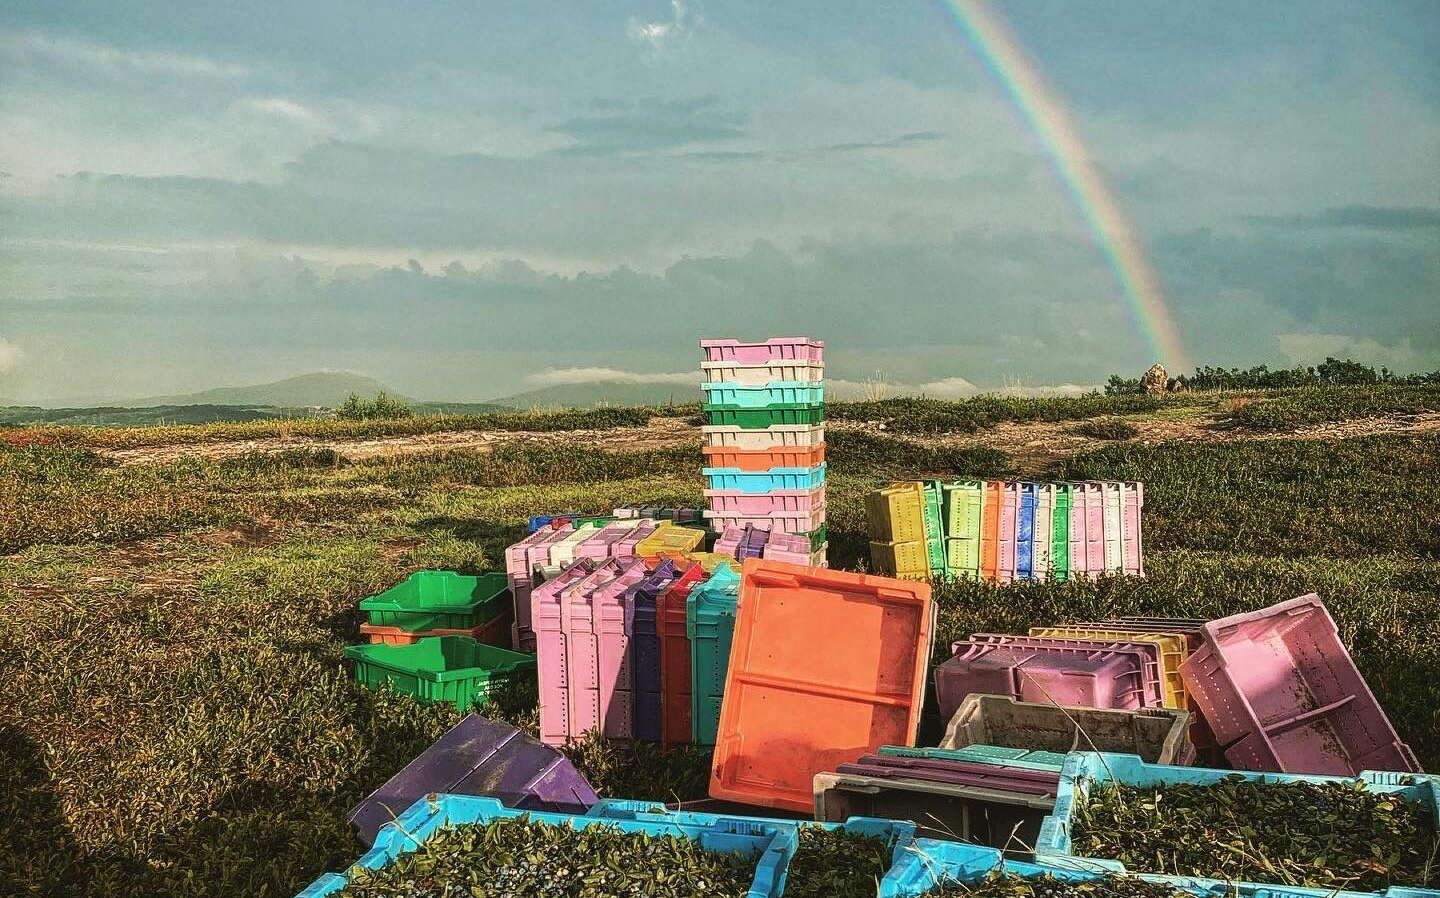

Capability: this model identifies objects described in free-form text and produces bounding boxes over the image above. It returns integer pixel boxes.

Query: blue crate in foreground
[294,794,797,898]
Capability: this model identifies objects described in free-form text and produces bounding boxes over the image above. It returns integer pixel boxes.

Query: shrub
[1070,418,1140,440]
[336,391,413,421]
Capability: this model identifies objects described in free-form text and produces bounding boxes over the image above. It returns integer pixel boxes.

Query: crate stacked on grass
[358,570,514,647]
[866,479,1144,582]
[701,337,827,566]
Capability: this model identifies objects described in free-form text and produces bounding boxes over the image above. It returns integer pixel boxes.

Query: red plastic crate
[658,563,707,748]
[1179,593,1421,775]
[709,560,934,813]
[701,444,826,472]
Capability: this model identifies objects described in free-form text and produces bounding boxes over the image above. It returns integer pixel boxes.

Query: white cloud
[527,366,696,385]
[627,0,699,52]
[826,376,1100,400]
[1275,333,1426,370]
[0,337,22,373]
[0,30,251,81]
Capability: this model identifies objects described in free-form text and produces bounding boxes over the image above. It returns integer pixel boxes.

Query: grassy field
[2,422,1438,896]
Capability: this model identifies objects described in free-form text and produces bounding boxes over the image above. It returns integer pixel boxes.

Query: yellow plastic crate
[868,539,929,579]
[865,482,928,543]
[634,524,706,558]
[663,551,735,572]
[1029,626,1189,710]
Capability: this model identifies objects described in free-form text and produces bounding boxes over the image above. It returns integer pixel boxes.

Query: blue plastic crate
[701,381,825,408]
[702,464,827,494]
[1016,483,1035,579]
[1035,752,1440,896]
[877,838,1437,897]
[294,794,798,898]
[878,743,1072,773]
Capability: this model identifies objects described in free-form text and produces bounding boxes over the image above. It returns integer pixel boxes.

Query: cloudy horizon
[2,0,1436,404]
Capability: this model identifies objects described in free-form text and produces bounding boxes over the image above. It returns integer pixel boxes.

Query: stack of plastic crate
[866,479,1144,583]
[700,337,827,566]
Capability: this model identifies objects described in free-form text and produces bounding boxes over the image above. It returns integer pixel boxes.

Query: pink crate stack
[700,337,824,364]
[533,560,599,745]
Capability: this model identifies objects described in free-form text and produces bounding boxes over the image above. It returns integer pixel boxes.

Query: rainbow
[939,0,1190,371]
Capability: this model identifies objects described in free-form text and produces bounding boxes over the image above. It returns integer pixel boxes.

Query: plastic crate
[1031,483,1054,579]
[868,539,930,579]
[707,487,825,516]
[700,359,825,385]
[345,636,535,712]
[633,523,706,558]
[1035,751,1440,895]
[613,518,659,559]
[702,381,825,409]
[814,756,1058,848]
[758,530,811,566]
[935,639,1162,722]
[700,336,824,364]
[359,608,513,649]
[533,560,600,745]
[703,423,825,450]
[710,561,935,813]
[703,465,826,493]
[628,561,682,743]
[1179,594,1422,775]
[1031,626,1188,710]
[358,571,510,632]
[574,518,643,561]
[980,480,1002,581]
[1050,484,1071,581]
[658,563,707,747]
[1122,482,1144,575]
[506,525,574,581]
[687,563,742,745]
[296,794,799,898]
[562,559,648,741]
[703,509,826,535]
[936,693,1192,765]
[866,481,926,543]
[1076,481,1106,577]
[1016,483,1036,580]
[701,443,826,471]
[705,405,826,428]
[941,480,984,579]
[880,744,1073,773]
[968,634,1167,709]
[1101,481,1123,573]
[346,714,596,846]
[544,523,601,572]
[996,482,1019,583]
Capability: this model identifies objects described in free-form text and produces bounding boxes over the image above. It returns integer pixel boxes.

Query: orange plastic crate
[708,559,934,813]
[700,443,826,472]
[359,609,515,649]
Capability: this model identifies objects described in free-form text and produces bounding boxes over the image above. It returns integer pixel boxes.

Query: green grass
[1,431,1437,897]
[826,393,1216,433]
[1068,418,1141,440]
[1227,384,1440,430]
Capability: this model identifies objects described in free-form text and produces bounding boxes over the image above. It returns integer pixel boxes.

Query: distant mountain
[487,381,698,409]
[124,372,406,409]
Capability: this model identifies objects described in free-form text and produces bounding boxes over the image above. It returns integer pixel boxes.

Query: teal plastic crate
[703,464,826,494]
[876,837,1435,897]
[1035,752,1440,896]
[701,381,825,408]
[294,794,798,898]
[358,570,510,631]
[686,563,741,745]
[344,636,536,711]
[878,743,1071,773]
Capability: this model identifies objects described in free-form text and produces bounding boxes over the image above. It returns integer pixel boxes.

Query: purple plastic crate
[628,561,682,743]
[347,714,597,846]
[1179,594,1422,776]
[837,754,1062,797]
[705,488,825,516]
[534,560,599,745]
[760,531,812,566]
[969,634,1166,709]
[700,336,824,364]
[936,640,1159,722]
[737,524,770,560]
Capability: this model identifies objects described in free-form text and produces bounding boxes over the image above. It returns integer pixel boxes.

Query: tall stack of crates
[700,337,827,565]
[867,480,1144,582]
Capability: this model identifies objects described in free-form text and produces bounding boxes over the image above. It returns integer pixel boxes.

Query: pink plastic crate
[524,527,574,577]
[1122,483,1143,575]
[704,488,825,516]
[614,520,659,559]
[562,559,648,742]
[575,521,639,561]
[1080,482,1105,575]
[700,336,824,364]
[1179,594,1421,776]
[969,634,1167,709]
[935,641,1153,722]
[534,560,598,745]
[760,531,811,566]
[714,526,745,558]
[997,483,1018,583]
[1067,491,1087,579]
[702,510,825,534]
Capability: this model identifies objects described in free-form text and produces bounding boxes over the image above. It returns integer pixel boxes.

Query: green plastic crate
[344,636,536,711]
[802,524,828,553]
[686,564,741,745]
[941,481,984,579]
[704,406,825,428]
[1051,485,1071,581]
[358,571,510,631]
[921,481,946,575]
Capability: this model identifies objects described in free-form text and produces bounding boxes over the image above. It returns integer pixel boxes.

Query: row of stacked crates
[867,479,1144,582]
[700,337,828,565]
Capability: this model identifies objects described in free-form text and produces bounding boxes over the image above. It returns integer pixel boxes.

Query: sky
[1,0,1436,403]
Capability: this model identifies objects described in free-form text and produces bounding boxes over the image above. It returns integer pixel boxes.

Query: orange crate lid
[708,559,934,813]
[701,443,826,472]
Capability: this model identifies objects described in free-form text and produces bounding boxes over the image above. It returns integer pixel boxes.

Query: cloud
[1245,205,1440,231]
[527,367,695,385]
[627,1,699,52]
[547,95,745,152]
[1275,333,1430,370]
[0,337,21,373]
[0,30,251,81]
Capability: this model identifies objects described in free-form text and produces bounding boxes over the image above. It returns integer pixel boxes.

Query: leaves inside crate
[782,825,892,898]
[920,872,1196,896]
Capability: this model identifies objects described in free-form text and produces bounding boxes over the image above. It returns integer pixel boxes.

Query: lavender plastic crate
[348,714,597,846]
[761,531,812,566]
[563,559,648,742]
[738,524,770,560]
[701,359,825,385]
[703,424,826,451]
[1179,594,1422,775]
[700,336,824,364]
[574,519,642,561]
[534,560,599,745]
[705,487,825,516]
[629,561,681,743]
[969,634,1166,709]
[715,525,746,558]
[935,640,1160,722]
